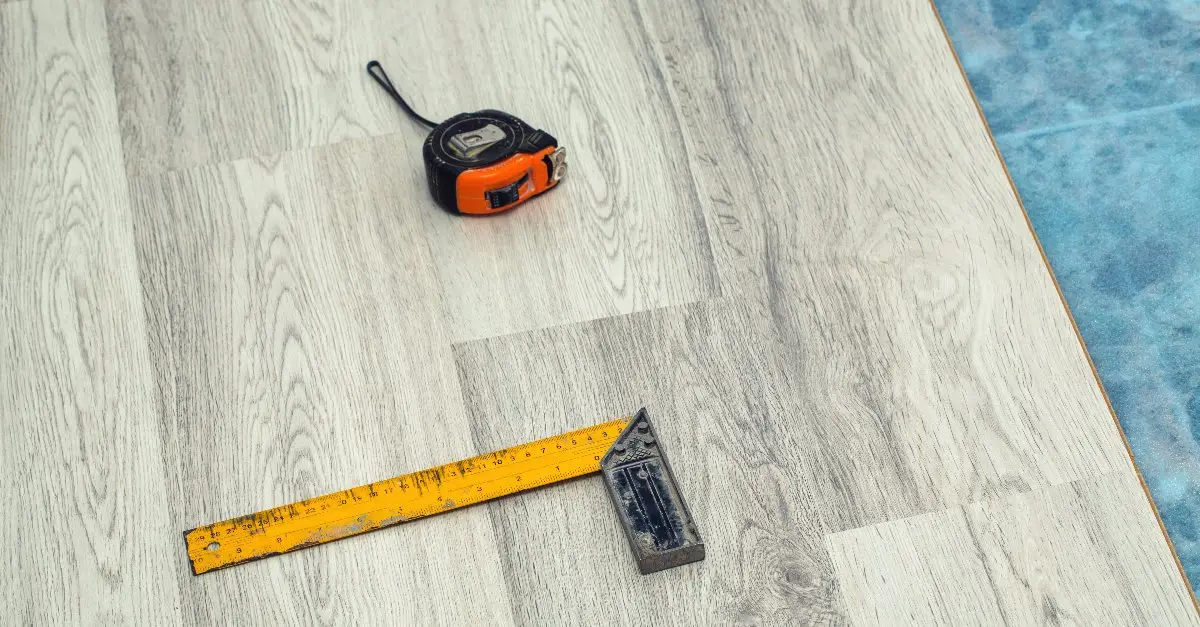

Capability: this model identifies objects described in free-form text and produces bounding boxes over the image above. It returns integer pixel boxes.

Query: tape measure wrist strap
[366,60,438,128]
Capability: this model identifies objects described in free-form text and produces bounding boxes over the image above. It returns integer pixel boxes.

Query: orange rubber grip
[455,145,559,215]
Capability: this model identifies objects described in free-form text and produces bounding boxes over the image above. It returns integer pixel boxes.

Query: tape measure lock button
[487,172,532,209]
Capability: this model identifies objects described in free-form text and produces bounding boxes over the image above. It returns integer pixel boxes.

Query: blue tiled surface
[935,0,1200,595]
[938,0,1200,134]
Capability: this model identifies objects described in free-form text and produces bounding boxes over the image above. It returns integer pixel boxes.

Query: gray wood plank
[414,0,720,342]
[826,471,1199,625]
[454,301,850,625]
[105,0,398,177]
[108,0,720,341]
[635,0,1131,497]
[0,0,183,623]
[127,136,514,625]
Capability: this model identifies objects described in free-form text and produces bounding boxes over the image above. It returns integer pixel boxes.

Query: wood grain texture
[826,471,1199,625]
[0,0,1191,622]
[105,0,399,177]
[128,136,513,624]
[454,301,851,624]
[108,0,719,341]
[0,0,183,623]
[635,0,1132,498]
[448,0,1198,620]
[451,293,1191,624]
[413,0,720,342]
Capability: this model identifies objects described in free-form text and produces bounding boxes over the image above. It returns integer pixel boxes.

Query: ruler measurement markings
[187,417,631,573]
[201,432,612,533]
[205,447,604,539]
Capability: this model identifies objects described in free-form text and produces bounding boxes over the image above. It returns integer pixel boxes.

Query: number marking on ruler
[185,416,632,574]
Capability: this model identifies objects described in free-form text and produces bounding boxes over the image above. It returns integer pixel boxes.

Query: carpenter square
[184,409,703,575]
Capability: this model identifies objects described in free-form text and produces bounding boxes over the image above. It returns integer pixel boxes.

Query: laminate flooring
[2,0,1196,623]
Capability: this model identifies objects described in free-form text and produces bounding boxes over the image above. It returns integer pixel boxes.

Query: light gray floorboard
[128,137,513,625]
[1,0,183,623]
[827,472,1197,625]
[107,0,720,341]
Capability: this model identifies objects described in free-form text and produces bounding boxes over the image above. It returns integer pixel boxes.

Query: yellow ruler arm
[185,416,632,574]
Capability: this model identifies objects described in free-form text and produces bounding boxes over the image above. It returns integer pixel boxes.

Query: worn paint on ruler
[185,416,632,574]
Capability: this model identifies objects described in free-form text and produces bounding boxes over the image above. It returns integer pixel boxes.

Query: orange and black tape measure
[368,61,566,215]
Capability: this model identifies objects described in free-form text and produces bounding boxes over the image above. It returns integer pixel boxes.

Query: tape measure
[367,61,566,215]
[185,416,631,575]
